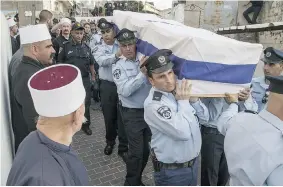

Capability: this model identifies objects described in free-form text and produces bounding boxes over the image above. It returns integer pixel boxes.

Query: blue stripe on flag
[114,25,256,84]
[136,39,256,84]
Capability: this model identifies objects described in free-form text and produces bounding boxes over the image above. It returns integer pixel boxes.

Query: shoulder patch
[59,47,63,54]
[113,69,121,79]
[244,110,258,114]
[92,46,99,53]
[157,106,172,119]
[152,91,162,101]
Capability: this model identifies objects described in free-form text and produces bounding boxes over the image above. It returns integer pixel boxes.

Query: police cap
[115,28,136,45]
[97,19,113,31]
[266,75,283,94]
[141,49,174,74]
[72,22,84,31]
[262,47,283,64]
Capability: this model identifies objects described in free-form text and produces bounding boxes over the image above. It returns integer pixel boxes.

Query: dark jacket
[57,38,95,78]
[6,130,89,186]
[52,35,70,62]
[10,56,45,152]
[10,36,20,55]
[251,0,263,7]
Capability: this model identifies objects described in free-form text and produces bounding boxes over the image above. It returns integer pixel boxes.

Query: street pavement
[72,102,155,186]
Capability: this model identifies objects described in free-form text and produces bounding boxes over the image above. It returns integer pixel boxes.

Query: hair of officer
[39,10,53,22]
[147,70,153,78]
[84,22,90,27]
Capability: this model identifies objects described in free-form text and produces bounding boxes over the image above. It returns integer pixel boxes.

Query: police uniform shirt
[201,95,258,128]
[89,32,102,49]
[220,110,283,185]
[57,39,95,78]
[112,52,151,108]
[144,87,209,163]
[92,40,119,82]
[7,130,89,185]
[251,76,270,112]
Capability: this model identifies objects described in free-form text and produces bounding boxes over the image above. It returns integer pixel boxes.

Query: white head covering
[60,18,71,25]
[19,24,51,44]
[28,64,86,117]
[7,18,16,27]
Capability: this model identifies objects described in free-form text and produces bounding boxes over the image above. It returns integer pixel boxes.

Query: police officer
[58,22,96,135]
[53,18,72,62]
[217,75,283,185]
[251,47,283,112]
[112,28,152,186]
[201,87,258,185]
[89,18,104,50]
[92,18,128,157]
[142,49,209,186]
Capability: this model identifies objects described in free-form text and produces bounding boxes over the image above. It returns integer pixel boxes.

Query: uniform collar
[71,37,82,46]
[123,52,143,63]
[259,109,283,133]
[152,87,171,97]
[254,76,269,89]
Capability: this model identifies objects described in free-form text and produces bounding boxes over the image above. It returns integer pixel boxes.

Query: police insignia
[158,56,166,64]
[123,32,129,38]
[92,46,98,53]
[59,47,63,54]
[265,52,271,58]
[113,69,121,79]
[157,106,172,119]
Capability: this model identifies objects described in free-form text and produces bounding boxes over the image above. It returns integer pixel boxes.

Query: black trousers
[82,78,91,128]
[201,126,229,186]
[121,107,151,186]
[100,80,128,152]
[243,5,262,24]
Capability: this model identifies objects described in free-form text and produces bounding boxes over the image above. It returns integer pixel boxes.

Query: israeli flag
[113,10,263,96]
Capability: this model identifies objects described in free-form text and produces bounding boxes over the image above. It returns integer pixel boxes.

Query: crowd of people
[5,7,283,186]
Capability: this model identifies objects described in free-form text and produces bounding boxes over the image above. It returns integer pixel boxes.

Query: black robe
[10,56,45,152]
[10,35,20,55]
[6,130,89,185]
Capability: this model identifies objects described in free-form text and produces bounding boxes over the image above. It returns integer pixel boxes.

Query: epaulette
[152,91,162,101]
[244,110,258,114]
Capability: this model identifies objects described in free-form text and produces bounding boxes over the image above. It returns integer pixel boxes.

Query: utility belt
[118,100,144,112]
[151,149,196,172]
[100,79,116,86]
[201,126,221,135]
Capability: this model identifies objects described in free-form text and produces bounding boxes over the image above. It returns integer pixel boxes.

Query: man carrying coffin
[112,28,152,186]
[200,84,258,185]
[251,47,283,112]
[143,49,209,186]
[11,24,55,152]
[216,75,283,185]
[7,64,89,185]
